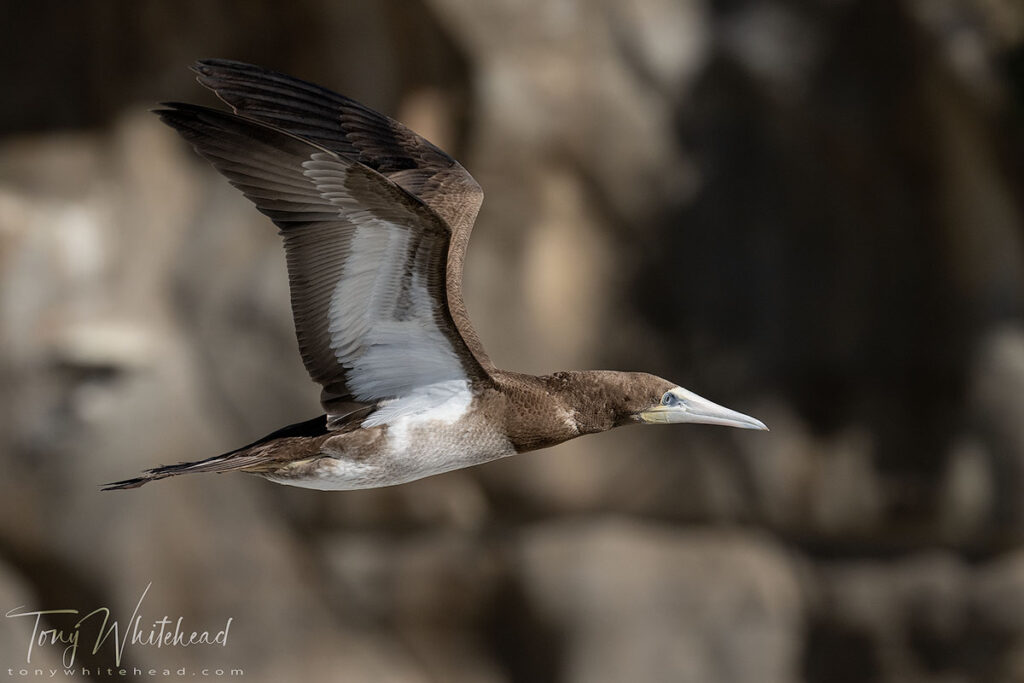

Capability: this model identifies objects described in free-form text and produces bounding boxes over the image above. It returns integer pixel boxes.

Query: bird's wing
[157,103,493,423]
[191,59,492,370]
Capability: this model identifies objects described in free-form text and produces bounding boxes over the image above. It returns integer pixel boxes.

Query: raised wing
[191,59,492,370]
[157,103,492,421]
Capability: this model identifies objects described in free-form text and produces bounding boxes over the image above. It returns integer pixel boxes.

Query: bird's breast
[371,403,517,481]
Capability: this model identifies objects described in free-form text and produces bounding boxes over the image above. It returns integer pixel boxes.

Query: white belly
[266,380,516,490]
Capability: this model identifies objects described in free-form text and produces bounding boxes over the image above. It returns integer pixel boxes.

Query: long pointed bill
[638,387,768,430]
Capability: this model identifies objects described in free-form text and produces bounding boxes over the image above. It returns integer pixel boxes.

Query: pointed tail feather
[101,454,257,490]
[102,415,329,491]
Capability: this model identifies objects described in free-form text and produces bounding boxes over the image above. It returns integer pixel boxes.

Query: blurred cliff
[1,0,1023,681]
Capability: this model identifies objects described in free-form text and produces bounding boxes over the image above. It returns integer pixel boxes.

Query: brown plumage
[103,60,766,492]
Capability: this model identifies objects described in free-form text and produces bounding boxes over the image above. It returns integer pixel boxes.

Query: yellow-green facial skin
[638,387,768,430]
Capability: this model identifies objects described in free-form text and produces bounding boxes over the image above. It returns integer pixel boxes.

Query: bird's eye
[661,392,677,407]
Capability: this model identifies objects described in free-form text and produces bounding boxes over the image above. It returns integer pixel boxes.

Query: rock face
[517,522,803,683]
[0,1,1023,682]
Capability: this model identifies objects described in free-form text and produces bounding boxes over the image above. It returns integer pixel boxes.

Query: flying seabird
[103,59,767,491]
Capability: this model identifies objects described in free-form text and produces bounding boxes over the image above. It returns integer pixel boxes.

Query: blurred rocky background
[1,0,1023,681]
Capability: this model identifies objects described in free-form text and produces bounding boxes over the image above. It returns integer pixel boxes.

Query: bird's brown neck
[491,370,636,453]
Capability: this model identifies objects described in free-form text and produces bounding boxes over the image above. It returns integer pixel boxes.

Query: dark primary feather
[191,60,484,233]
[191,59,492,371]
[156,103,492,417]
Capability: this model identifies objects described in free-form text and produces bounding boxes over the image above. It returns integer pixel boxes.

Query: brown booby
[103,59,767,491]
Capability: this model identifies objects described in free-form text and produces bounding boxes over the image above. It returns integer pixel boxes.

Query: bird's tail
[101,414,329,491]
[101,452,255,490]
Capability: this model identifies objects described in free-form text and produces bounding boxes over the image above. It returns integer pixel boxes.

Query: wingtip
[151,103,193,127]
[194,57,232,69]
[151,101,186,116]
[192,58,267,78]
[151,102,223,127]
[191,59,214,75]
[192,58,225,79]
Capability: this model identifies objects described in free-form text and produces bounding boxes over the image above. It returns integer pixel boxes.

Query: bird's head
[555,371,768,432]
[630,380,768,430]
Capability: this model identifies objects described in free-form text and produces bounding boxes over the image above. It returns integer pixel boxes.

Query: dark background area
[1,0,1023,681]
